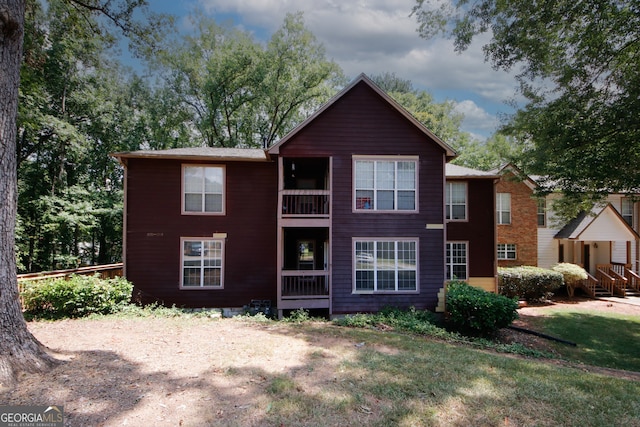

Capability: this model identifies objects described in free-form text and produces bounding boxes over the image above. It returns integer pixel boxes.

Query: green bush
[22,274,133,318]
[446,280,518,336]
[551,263,587,297]
[498,266,564,301]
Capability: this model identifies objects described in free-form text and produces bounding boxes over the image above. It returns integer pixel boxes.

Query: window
[354,239,417,292]
[181,238,224,289]
[496,193,511,225]
[622,198,633,227]
[497,243,517,260]
[537,198,546,227]
[446,182,467,220]
[183,165,224,214]
[354,157,417,211]
[446,242,467,280]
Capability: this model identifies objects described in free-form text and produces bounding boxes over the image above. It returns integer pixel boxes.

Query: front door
[583,244,591,274]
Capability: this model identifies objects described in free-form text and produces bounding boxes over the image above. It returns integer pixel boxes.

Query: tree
[413,0,640,204]
[156,12,343,148]
[0,0,167,388]
[1,0,59,388]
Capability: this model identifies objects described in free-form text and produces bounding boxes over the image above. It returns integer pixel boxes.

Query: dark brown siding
[279,81,447,313]
[446,178,496,278]
[125,158,277,308]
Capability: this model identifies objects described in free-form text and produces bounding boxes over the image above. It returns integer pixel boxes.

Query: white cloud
[196,0,521,137]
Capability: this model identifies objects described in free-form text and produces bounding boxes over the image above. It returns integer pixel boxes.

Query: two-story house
[113,74,498,317]
[494,163,640,297]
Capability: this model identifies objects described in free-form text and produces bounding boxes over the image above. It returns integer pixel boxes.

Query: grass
[257,322,640,427]
[20,306,640,426]
[523,307,640,371]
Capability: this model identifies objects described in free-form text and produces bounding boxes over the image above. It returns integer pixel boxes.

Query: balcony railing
[281,270,329,298]
[282,190,329,216]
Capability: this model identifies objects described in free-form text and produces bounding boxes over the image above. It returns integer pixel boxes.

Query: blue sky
[143,0,522,140]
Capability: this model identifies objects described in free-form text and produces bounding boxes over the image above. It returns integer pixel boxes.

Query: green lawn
[525,308,640,371]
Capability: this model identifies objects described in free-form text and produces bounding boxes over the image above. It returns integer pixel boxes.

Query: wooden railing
[578,272,599,298]
[595,268,616,296]
[281,270,329,298]
[17,263,124,306]
[282,190,330,216]
[597,264,632,296]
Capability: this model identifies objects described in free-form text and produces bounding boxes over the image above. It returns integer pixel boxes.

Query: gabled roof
[267,73,457,160]
[446,163,500,179]
[492,163,538,190]
[554,203,639,241]
[111,147,270,164]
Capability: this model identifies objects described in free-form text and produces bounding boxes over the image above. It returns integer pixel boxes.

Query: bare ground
[1,297,639,426]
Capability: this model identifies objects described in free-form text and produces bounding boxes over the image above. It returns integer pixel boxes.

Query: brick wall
[497,171,538,267]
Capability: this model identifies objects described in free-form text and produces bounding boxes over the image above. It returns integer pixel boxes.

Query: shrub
[446,280,518,336]
[551,263,588,297]
[22,274,133,318]
[498,266,564,301]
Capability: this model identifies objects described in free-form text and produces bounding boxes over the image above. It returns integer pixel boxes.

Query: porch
[278,270,330,310]
[576,263,640,298]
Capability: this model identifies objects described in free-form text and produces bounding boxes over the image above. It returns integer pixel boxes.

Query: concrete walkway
[598,295,640,307]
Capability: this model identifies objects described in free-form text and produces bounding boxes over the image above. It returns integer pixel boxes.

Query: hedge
[498,266,564,301]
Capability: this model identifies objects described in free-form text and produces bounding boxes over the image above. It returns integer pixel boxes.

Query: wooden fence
[17,263,124,307]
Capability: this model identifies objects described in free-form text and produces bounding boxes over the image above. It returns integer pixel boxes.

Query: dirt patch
[2,298,639,425]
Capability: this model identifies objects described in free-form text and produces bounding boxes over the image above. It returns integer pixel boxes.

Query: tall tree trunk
[0,0,58,389]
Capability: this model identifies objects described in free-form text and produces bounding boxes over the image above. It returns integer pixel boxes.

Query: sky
[146,0,522,141]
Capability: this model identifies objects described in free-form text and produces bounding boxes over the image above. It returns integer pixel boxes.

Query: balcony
[279,270,330,310]
[281,190,330,217]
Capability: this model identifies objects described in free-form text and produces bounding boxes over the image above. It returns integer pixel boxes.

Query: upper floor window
[496,193,511,225]
[622,198,633,227]
[354,239,418,292]
[446,182,467,220]
[537,198,546,227]
[183,165,224,214]
[354,157,417,211]
[181,238,224,289]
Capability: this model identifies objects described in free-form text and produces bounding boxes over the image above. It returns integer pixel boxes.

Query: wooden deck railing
[578,273,599,298]
[17,263,124,306]
[595,268,616,296]
[281,270,329,298]
[282,190,330,216]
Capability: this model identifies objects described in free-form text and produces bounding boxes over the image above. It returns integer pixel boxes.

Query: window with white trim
[497,243,517,260]
[496,193,511,225]
[446,182,467,220]
[446,242,467,280]
[181,238,224,288]
[622,198,633,227]
[354,158,417,211]
[183,165,224,214]
[354,239,417,292]
[537,198,546,227]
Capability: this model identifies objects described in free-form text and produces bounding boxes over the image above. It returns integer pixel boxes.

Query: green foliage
[499,266,564,302]
[413,0,640,204]
[446,280,518,336]
[282,308,316,323]
[155,12,344,148]
[551,263,587,285]
[22,274,133,319]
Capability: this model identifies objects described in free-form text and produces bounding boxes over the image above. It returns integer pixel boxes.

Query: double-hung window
[181,238,224,289]
[497,243,517,260]
[354,157,417,211]
[446,242,467,280]
[622,198,633,227]
[537,198,546,227]
[354,239,418,292]
[496,193,511,225]
[445,182,467,220]
[183,165,224,214]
